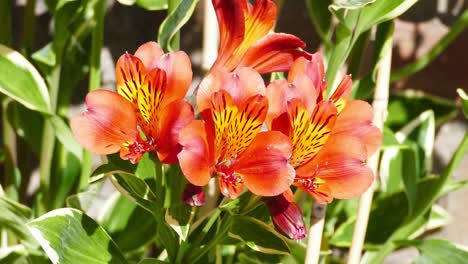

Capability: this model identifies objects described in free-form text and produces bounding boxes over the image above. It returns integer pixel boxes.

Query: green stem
[347,30,370,78]
[168,0,181,50]
[39,66,61,213]
[79,0,106,190]
[0,0,12,46]
[22,0,37,56]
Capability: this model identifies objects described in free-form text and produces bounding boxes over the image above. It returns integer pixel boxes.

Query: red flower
[210,0,310,74]
[178,68,295,199]
[182,183,205,207]
[72,42,194,164]
[266,56,382,203]
[264,190,306,240]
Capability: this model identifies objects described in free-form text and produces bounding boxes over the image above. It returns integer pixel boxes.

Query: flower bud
[264,192,307,240]
[182,183,205,207]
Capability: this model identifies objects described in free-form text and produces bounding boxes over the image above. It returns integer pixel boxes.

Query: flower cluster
[72,0,381,240]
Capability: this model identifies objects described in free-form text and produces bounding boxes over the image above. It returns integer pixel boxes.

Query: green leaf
[100,194,157,252]
[226,216,289,255]
[396,239,468,264]
[305,0,332,46]
[8,102,44,155]
[396,110,435,174]
[0,44,51,113]
[138,259,169,264]
[158,0,200,51]
[66,184,100,212]
[457,88,468,118]
[48,115,83,160]
[27,208,127,264]
[386,90,457,130]
[136,0,168,10]
[111,173,158,214]
[391,9,468,81]
[0,196,36,247]
[329,0,376,11]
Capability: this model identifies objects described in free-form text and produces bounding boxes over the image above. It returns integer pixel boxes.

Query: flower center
[215,163,243,185]
[295,177,321,192]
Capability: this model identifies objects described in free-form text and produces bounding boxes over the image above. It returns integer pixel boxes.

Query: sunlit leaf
[329,0,376,11]
[396,239,468,264]
[27,208,127,264]
[457,88,468,118]
[48,115,83,159]
[226,216,289,255]
[0,197,36,247]
[158,0,200,51]
[0,44,51,113]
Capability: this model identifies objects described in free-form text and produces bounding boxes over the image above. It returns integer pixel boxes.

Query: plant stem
[168,0,181,50]
[347,23,393,264]
[0,0,12,46]
[79,0,106,190]
[39,65,61,213]
[22,0,37,56]
[201,0,218,73]
[305,203,326,264]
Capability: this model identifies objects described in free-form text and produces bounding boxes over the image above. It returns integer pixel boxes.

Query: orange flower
[210,0,311,74]
[72,42,194,164]
[178,68,295,199]
[266,56,382,203]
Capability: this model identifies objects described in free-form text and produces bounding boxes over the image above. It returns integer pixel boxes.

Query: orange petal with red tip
[224,94,268,159]
[289,100,337,167]
[233,131,295,197]
[288,53,326,98]
[296,135,374,200]
[330,75,352,113]
[239,0,276,52]
[134,41,164,70]
[238,33,311,74]
[71,90,138,155]
[212,0,245,70]
[155,51,192,103]
[333,100,382,155]
[115,53,146,105]
[178,120,215,186]
[156,100,194,164]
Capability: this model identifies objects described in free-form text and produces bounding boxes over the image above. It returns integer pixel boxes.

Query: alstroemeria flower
[178,68,295,199]
[72,42,194,164]
[266,56,382,203]
[210,0,311,74]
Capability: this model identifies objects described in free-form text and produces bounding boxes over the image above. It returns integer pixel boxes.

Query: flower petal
[156,100,194,164]
[233,131,295,197]
[333,100,382,155]
[218,176,245,199]
[138,68,167,130]
[71,90,138,155]
[288,53,326,99]
[212,0,246,70]
[115,53,146,105]
[296,135,374,200]
[224,94,268,159]
[155,51,192,103]
[134,41,164,70]
[238,33,311,74]
[266,76,316,128]
[289,100,337,167]
[178,120,215,186]
[330,75,352,113]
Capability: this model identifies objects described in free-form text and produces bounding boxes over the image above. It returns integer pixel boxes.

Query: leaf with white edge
[158,0,200,51]
[396,110,435,174]
[0,44,51,113]
[110,173,158,215]
[66,184,100,211]
[89,163,133,183]
[329,0,376,11]
[136,0,167,10]
[27,208,127,264]
[457,88,468,118]
[396,239,468,264]
[227,216,289,255]
[138,259,169,264]
[0,197,36,247]
[48,115,83,159]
